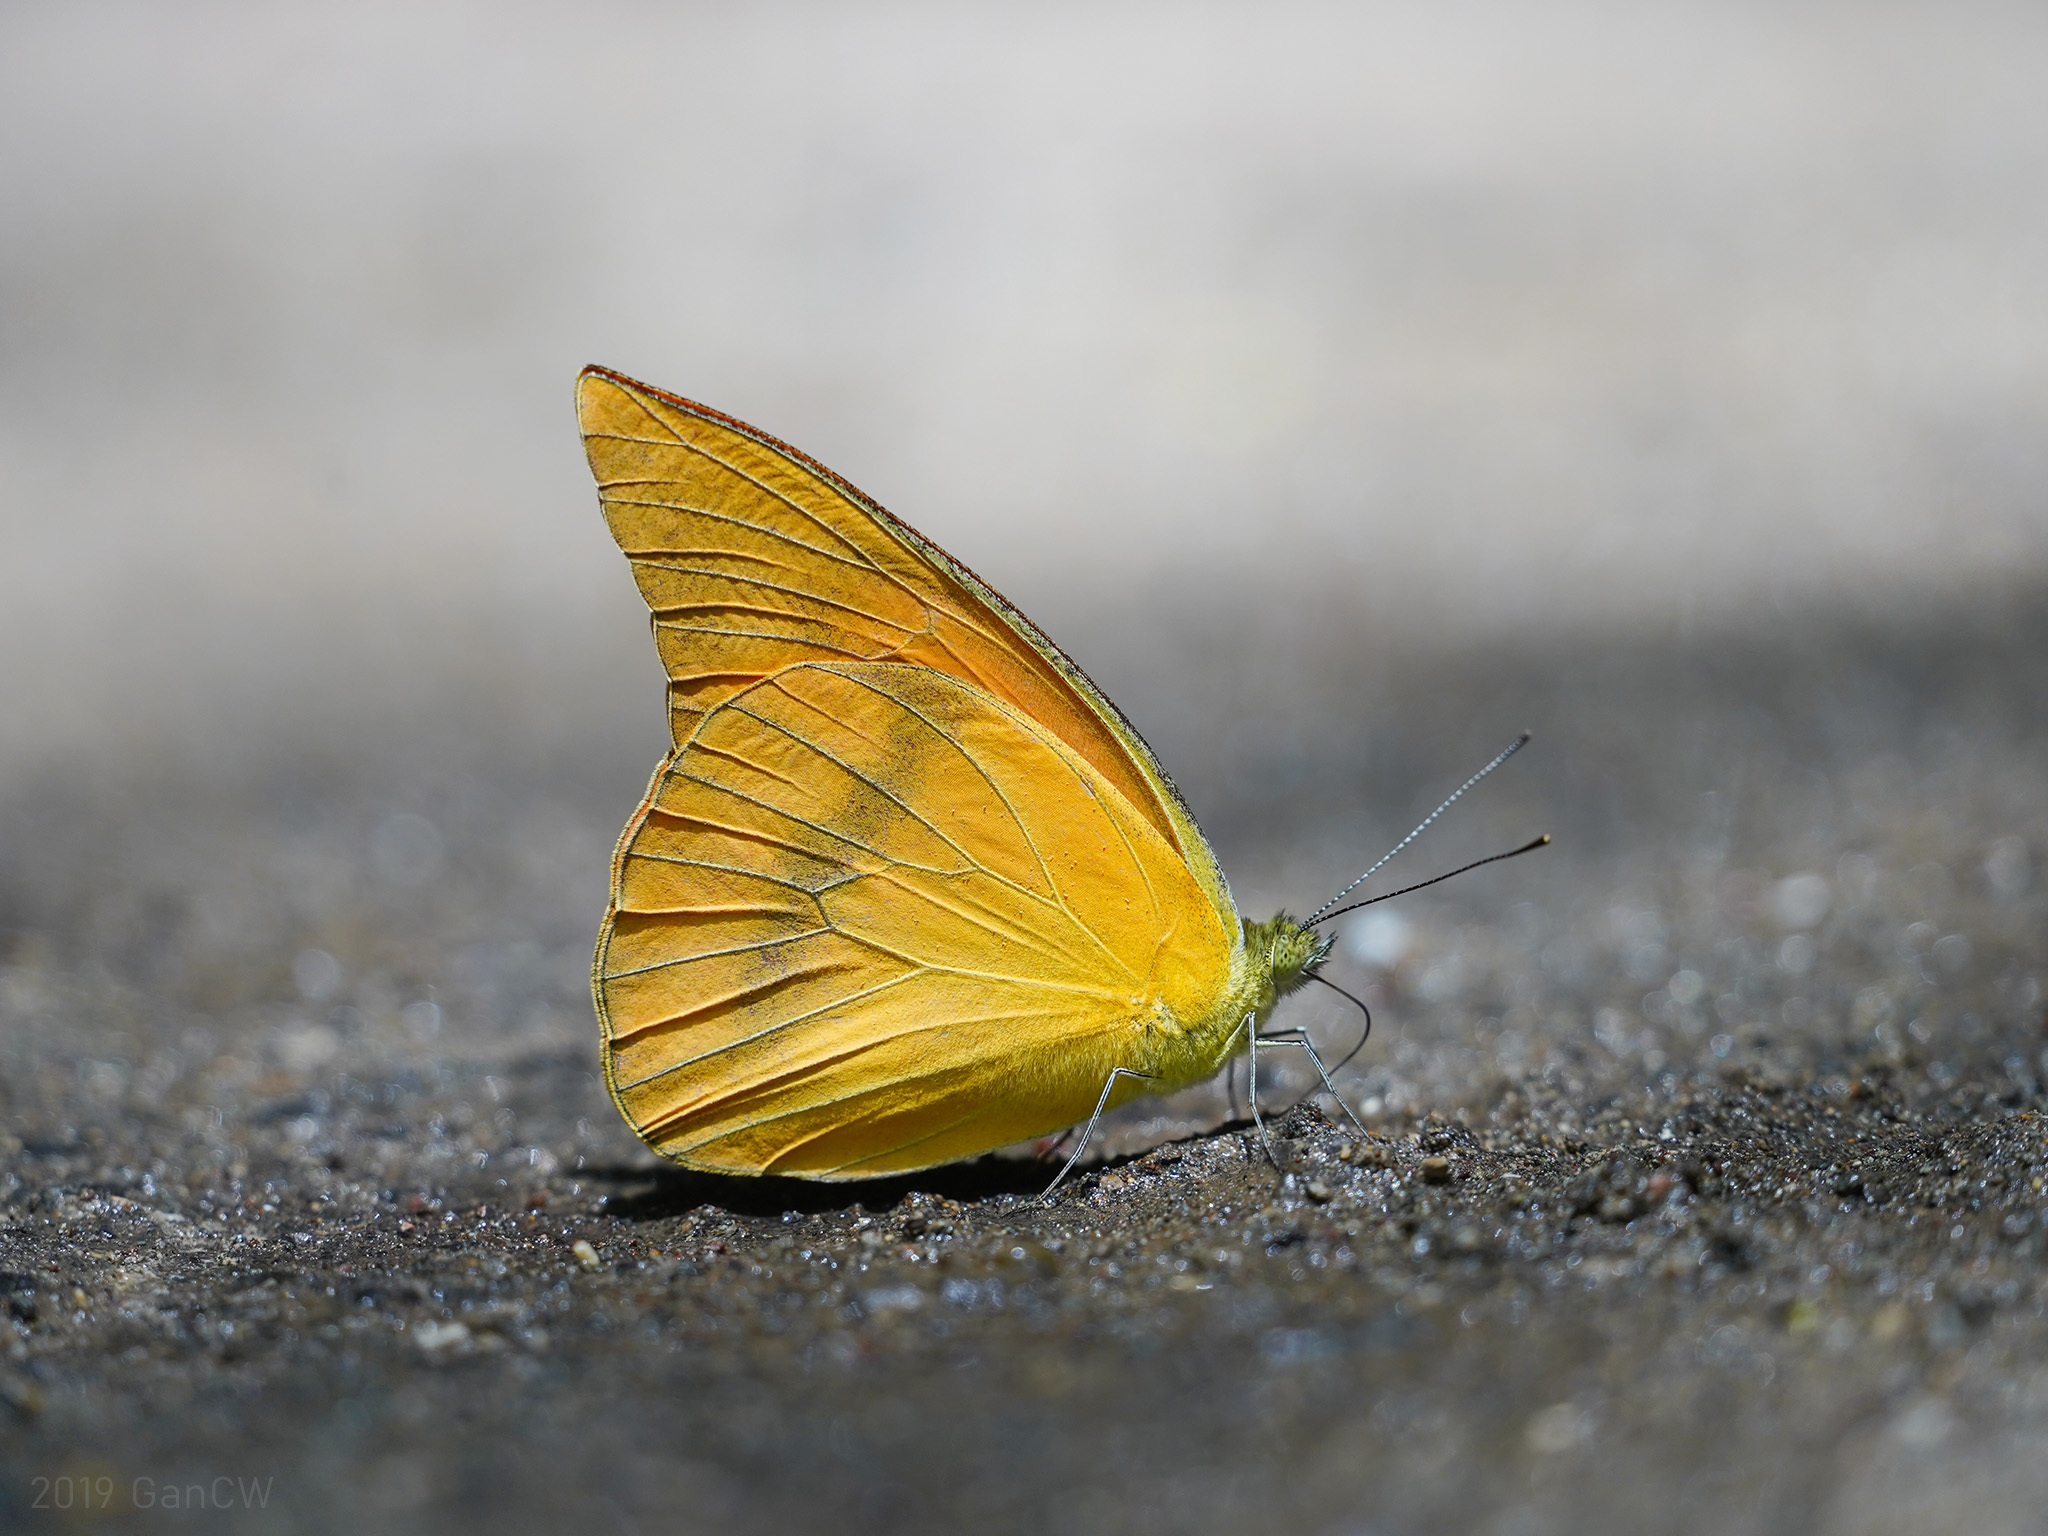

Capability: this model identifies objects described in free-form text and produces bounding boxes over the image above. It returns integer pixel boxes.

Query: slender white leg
[1040,1066,1155,1204]
[1253,1027,1369,1137]
[1247,1013,1278,1168]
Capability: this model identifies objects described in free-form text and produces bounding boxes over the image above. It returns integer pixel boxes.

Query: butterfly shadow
[582,1154,1067,1223]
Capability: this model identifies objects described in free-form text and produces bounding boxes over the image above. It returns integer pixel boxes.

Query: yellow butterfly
[577,366,1536,1188]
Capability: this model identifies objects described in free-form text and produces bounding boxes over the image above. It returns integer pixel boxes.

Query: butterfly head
[1242,913,1332,1010]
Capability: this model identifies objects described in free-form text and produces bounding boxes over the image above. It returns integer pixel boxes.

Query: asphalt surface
[3,581,2046,1535]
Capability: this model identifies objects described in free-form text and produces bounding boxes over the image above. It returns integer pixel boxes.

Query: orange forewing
[578,366,1201,864]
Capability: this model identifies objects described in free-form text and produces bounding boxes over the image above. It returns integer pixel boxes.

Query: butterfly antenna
[1309,971,1374,1074]
[1309,834,1550,927]
[1304,731,1532,924]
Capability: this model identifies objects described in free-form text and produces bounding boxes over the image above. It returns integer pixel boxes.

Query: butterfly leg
[1040,1067,1155,1205]
[1253,1027,1370,1139]
[1246,1013,1280,1169]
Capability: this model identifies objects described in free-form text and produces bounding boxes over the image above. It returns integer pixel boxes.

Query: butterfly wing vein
[597,661,1226,1176]
[578,368,1242,1177]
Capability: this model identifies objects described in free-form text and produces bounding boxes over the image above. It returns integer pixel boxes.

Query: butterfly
[576,366,1539,1188]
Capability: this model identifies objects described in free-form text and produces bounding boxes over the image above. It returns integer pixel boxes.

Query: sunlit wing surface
[595,660,1232,1176]
[576,366,1235,924]
[578,367,1252,1174]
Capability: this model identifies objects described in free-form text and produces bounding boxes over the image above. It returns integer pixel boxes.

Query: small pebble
[1869,1304,1912,1343]
[414,1320,471,1353]
[1421,1157,1453,1185]
[571,1239,602,1271]
[0,1375,46,1419]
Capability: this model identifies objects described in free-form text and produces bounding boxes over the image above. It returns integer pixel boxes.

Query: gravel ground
[3,583,2046,1535]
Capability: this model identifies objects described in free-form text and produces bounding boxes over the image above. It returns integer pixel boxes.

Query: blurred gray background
[5,10,2048,1533]
[6,0,2048,1154]
[8,0,2047,1072]
[4,0,2045,778]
